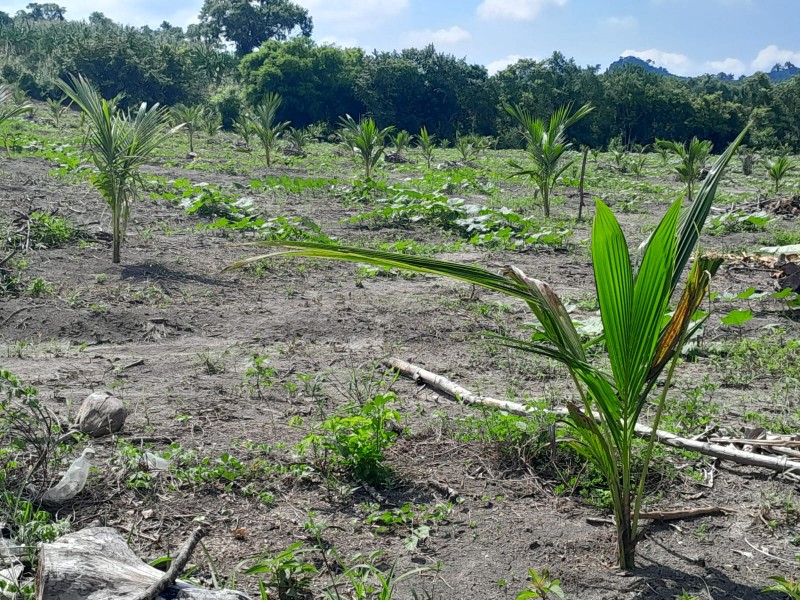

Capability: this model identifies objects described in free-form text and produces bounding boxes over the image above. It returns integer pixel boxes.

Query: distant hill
[767,61,800,82]
[607,56,677,77]
[608,55,799,83]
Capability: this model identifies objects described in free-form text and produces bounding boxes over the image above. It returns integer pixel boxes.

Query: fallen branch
[586,505,732,525]
[0,246,17,268]
[383,357,800,476]
[708,437,800,448]
[132,526,204,600]
[0,307,29,328]
[638,506,733,521]
[122,358,145,371]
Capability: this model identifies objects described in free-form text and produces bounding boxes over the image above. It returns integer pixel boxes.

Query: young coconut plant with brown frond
[226,126,749,569]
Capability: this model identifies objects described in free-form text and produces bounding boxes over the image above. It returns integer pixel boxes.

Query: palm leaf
[591,200,635,398]
[225,241,530,300]
[671,123,749,289]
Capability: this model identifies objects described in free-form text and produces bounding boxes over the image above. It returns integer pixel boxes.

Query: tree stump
[36,528,249,600]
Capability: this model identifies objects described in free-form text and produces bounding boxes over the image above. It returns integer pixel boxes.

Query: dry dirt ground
[1,154,799,600]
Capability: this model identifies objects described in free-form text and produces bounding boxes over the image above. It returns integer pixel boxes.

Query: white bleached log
[383,357,800,476]
[36,527,248,600]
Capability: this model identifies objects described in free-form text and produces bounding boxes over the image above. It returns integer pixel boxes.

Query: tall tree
[19,3,65,21]
[239,38,364,126]
[198,0,312,57]
[355,45,495,139]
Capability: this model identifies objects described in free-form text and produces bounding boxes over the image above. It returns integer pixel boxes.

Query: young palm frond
[171,103,206,153]
[0,84,33,127]
[453,133,489,163]
[656,137,713,203]
[763,155,795,194]
[286,127,312,155]
[57,74,179,264]
[227,125,749,570]
[46,96,69,128]
[506,102,594,217]
[338,115,394,180]
[416,126,437,169]
[249,93,290,168]
[739,145,755,176]
[233,113,253,147]
[390,130,412,157]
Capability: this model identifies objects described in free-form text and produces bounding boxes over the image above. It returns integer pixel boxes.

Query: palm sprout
[390,130,412,157]
[46,96,69,128]
[227,125,749,570]
[171,104,206,153]
[203,111,220,137]
[233,113,253,147]
[57,74,179,264]
[454,133,489,163]
[656,137,713,203]
[506,102,594,217]
[338,115,394,180]
[249,93,290,168]
[763,155,796,194]
[0,84,33,128]
[739,146,755,176]
[416,126,437,169]
[286,127,312,155]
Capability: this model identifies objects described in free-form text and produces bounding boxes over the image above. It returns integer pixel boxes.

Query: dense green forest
[1,1,799,150]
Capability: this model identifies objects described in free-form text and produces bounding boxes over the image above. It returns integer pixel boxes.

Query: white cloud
[486,54,537,75]
[404,26,471,47]
[751,45,800,72]
[476,0,567,22]
[600,15,637,29]
[621,48,693,75]
[706,57,746,75]
[296,0,409,31]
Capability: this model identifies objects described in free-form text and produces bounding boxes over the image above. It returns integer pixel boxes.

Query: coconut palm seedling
[0,84,33,128]
[416,126,437,169]
[249,93,290,168]
[286,127,312,156]
[171,104,206,153]
[227,126,749,569]
[739,145,755,176]
[338,115,394,180]
[454,133,489,163]
[390,130,412,158]
[506,102,594,218]
[46,96,70,128]
[233,113,253,148]
[656,137,713,203]
[57,74,179,264]
[203,111,220,137]
[763,155,796,194]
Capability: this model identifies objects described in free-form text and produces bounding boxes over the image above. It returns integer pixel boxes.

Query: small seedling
[515,568,565,599]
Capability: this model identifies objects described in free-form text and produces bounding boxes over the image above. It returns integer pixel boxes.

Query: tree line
[1,2,799,151]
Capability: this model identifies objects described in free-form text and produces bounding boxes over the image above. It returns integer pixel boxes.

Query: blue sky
[2,0,798,76]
